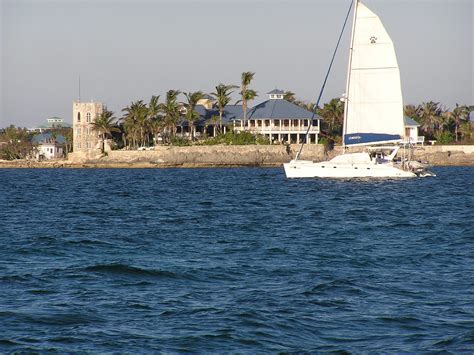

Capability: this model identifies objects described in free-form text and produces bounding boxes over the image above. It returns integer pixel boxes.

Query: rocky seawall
[1,145,473,168]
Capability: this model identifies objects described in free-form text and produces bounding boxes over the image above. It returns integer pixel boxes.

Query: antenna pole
[78,76,81,102]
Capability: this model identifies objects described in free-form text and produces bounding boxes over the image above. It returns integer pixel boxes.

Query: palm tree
[90,110,120,153]
[404,104,420,122]
[283,91,296,103]
[450,104,470,141]
[238,72,257,128]
[317,98,344,138]
[159,90,181,142]
[184,91,204,141]
[148,95,161,145]
[416,101,442,137]
[122,100,149,148]
[459,120,473,142]
[211,84,237,135]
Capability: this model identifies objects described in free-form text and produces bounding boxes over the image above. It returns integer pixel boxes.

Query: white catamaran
[284,0,434,179]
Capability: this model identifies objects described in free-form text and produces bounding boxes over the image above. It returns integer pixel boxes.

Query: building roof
[245,99,319,120]
[180,105,243,126]
[32,132,66,144]
[404,116,420,126]
[32,117,72,129]
[267,89,285,95]
[180,99,319,127]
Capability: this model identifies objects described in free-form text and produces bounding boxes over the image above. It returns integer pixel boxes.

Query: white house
[32,133,65,160]
[233,89,321,144]
[403,116,424,145]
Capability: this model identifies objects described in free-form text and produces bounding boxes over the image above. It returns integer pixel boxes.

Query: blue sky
[1,0,472,127]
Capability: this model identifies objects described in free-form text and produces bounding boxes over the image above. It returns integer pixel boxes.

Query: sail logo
[370,36,377,44]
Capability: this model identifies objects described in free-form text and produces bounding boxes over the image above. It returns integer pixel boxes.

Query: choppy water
[0,167,473,352]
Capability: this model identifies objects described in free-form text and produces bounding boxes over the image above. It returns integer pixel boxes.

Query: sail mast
[342,0,359,148]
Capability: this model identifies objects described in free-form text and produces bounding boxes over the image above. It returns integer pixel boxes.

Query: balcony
[234,125,319,133]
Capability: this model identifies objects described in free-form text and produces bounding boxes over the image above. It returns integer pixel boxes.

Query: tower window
[86,112,91,122]
[77,112,81,122]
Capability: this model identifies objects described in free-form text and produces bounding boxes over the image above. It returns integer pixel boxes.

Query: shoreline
[1,144,473,169]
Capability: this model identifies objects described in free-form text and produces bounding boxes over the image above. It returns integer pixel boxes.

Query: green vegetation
[170,136,191,146]
[211,84,238,135]
[238,72,258,127]
[90,110,120,153]
[317,98,344,144]
[198,131,269,146]
[184,91,204,142]
[404,102,472,143]
[0,126,33,160]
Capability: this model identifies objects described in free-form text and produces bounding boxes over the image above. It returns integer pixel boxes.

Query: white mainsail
[343,1,405,146]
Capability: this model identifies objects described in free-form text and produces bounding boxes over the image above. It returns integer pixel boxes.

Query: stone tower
[72,101,103,152]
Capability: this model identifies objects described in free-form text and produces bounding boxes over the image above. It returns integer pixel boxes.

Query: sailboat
[284,0,434,179]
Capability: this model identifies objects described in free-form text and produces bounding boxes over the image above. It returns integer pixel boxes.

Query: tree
[148,95,161,145]
[404,104,420,122]
[450,104,470,142]
[159,90,182,142]
[90,110,120,153]
[459,120,473,142]
[416,101,443,137]
[317,98,344,139]
[283,91,296,103]
[0,125,33,160]
[211,84,237,135]
[184,91,204,141]
[122,100,149,148]
[238,72,257,127]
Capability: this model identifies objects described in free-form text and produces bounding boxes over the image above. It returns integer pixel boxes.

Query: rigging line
[295,0,354,161]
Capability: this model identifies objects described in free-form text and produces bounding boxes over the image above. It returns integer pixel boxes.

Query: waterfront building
[177,89,320,144]
[28,117,72,133]
[233,89,320,144]
[73,101,103,152]
[32,132,65,160]
[403,116,424,145]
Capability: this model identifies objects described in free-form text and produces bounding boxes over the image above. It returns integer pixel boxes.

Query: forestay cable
[294,0,354,161]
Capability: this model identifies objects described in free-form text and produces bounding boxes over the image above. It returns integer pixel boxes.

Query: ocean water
[0,167,473,352]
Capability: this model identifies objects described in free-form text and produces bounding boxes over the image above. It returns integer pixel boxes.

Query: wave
[0,310,103,326]
[66,239,112,246]
[83,263,192,280]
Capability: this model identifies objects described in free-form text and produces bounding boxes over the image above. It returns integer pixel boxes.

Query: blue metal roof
[181,100,319,127]
[267,89,285,95]
[32,132,66,144]
[180,105,243,126]
[245,99,319,120]
[404,116,420,126]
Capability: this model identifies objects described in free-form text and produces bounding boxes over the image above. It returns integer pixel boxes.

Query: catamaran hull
[284,160,416,179]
